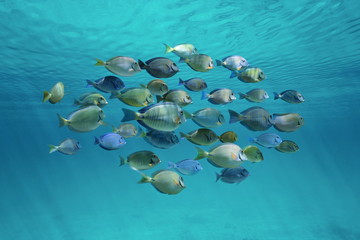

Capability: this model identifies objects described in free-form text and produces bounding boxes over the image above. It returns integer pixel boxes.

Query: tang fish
[189,108,225,128]
[112,123,139,138]
[146,79,169,95]
[43,82,64,104]
[110,87,153,107]
[275,140,300,153]
[274,90,305,104]
[157,89,192,107]
[219,131,238,143]
[178,78,207,92]
[273,113,304,132]
[121,102,186,132]
[120,151,161,170]
[239,88,269,103]
[140,129,180,149]
[163,43,198,59]
[202,88,236,105]
[195,143,247,168]
[95,56,141,76]
[216,55,249,71]
[86,76,125,93]
[49,138,81,155]
[94,133,126,150]
[182,54,214,72]
[250,133,282,148]
[137,169,186,195]
[73,92,108,108]
[216,167,249,184]
[167,159,203,175]
[180,128,219,146]
[57,106,105,132]
[243,145,264,163]
[139,57,179,78]
[229,107,274,131]
[231,67,266,83]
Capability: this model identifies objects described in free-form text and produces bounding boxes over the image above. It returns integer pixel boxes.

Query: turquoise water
[1,0,360,239]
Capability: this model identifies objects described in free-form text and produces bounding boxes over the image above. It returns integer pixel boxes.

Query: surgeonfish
[229,107,274,131]
[110,87,153,107]
[156,89,192,107]
[239,88,269,103]
[243,145,264,163]
[202,88,236,105]
[146,79,169,95]
[94,133,126,150]
[167,159,203,175]
[163,43,198,59]
[189,108,225,128]
[86,76,125,93]
[230,67,266,83]
[250,133,282,148]
[273,113,304,132]
[275,140,300,153]
[139,129,180,149]
[43,82,64,104]
[94,56,141,76]
[49,138,81,155]
[219,131,238,143]
[274,90,305,104]
[216,167,249,184]
[120,151,161,170]
[216,55,249,71]
[180,128,219,146]
[178,77,207,92]
[73,92,108,108]
[112,123,139,138]
[182,54,214,72]
[138,57,179,78]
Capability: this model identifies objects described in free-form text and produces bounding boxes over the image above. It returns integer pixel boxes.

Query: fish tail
[167,162,176,169]
[201,91,209,100]
[42,91,52,103]
[119,156,127,166]
[273,92,280,100]
[163,43,174,54]
[156,95,164,103]
[94,136,100,145]
[121,108,137,122]
[86,80,94,88]
[137,127,146,138]
[179,57,187,63]
[249,137,255,143]
[57,114,68,127]
[111,125,117,132]
[215,172,221,182]
[109,92,120,99]
[94,58,106,66]
[194,147,208,160]
[48,145,59,154]
[228,110,242,124]
[215,59,223,66]
[183,110,192,119]
[138,60,146,69]
[73,98,80,106]
[179,132,188,140]
[178,78,185,86]
[229,71,237,79]
[238,92,247,99]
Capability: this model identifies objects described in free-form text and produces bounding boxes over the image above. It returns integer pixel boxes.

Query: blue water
[1,0,360,239]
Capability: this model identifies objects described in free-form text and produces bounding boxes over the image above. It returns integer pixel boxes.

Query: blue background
[1,0,359,239]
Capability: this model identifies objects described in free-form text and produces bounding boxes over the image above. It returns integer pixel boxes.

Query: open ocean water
[1,0,360,239]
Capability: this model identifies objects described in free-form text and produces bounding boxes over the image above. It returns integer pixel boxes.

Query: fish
[230,67,266,83]
[156,89,192,107]
[178,77,207,92]
[110,87,154,107]
[146,79,169,95]
[86,76,125,93]
[73,92,108,108]
[275,140,300,153]
[195,143,247,168]
[202,88,236,105]
[219,131,238,143]
[182,54,214,72]
[140,129,180,149]
[274,90,305,104]
[239,88,269,103]
[180,128,219,146]
[163,43,198,59]
[137,169,186,195]
[216,55,249,71]
[42,82,64,104]
[189,108,225,128]
[138,57,179,78]
[216,167,249,184]
[273,113,304,132]
[167,159,203,175]
[112,123,139,138]
[49,138,81,155]
[250,133,282,148]
[57,106,106,132]
[94,132,126,150]
[243,145,264,163]
[120,151,161,170]
[229,107,274,131]
[94,56,141,76]
[121,102,186,132]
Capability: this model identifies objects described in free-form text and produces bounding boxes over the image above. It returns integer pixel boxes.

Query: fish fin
[178,57,186,63]
[238,92,247,100]
[156,95,164,103]
[94,136,100,145]
[119,156,127,166]
[194,147,208,160]
[215,172,221,182]
[137,127,146,138]
[167,162,177,169]
[183,110,192,119]
[178,78,185,86]
[229,71,237,78]
[231,152,237,160]
[73,98,81,106]
[273,92,280,100]
[249,137,255,143]
[179,132,188,140]
[57,114,68,127]
[215,59,223,66]
[228,110,242,124]
[163,43,174,54]
[121,108,138,122]
[138,60,147,69]
[201,91,209,100]
[138,173,152,183]
[42,91,52,103]
[99,120,109,126]
[111,125,117,132]
[86,80,94,88]
[48,145,59,154]
[94,58,106,66]
[109,92,120,99]
[139,83,147,89]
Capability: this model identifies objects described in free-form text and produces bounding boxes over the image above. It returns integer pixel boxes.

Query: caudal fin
[110,92,121,99]
[121,108,137,122]
[238,92,247,100]
[178,78,185,86]
[94,136,100,145]
[119,156,127,166]
[138,60,146,69]
[57,114,68,127]
[201,91,209,100]
[86,80,94,88]
[229,71,237,79]
[137,127,146,138]
[163,43,174,54]
[167,162,177,169]
[42,91,51,103]
[215,172,222,182]
[94,58,106,66]
[215,59,223,66]
[48,145,59,154]
[273,92,280,100]
[228,110,242,124]
[194,147,208,160]
[179,132,188,140]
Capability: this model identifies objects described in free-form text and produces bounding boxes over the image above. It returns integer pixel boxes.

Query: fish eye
[180,110,184,115]
[173,63,177,66]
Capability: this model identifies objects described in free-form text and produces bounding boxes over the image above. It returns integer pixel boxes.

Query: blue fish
[167,159,203,175]
[216,167,249,184]
[86,76,125,93]
[95,132,126,150]
[250,133,282,148]
[141,128,180,149]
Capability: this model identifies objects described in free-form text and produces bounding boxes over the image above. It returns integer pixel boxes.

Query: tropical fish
[180,128,219,146]
[120,151,161,170]
[167,159,203,175]
[182,54,214,72]
[202,88,236,105]
[189,108,225,128]
[137,169,186,195]
[157,89,192,107]
[112,123,139,138]
[274,90,305,104]
[57,106,105,132]
[229,107,274,131]
[216,55,249,71]
[86,76,125,93]
[178,77,207,92]
[146,79,169,95]
[219,131,238,143]
[216,167,249,184]
[250,133,282,148]
[94,56,141,76]
[140,129,180,149]
[239,88,269,103]
[73,92,108,108]
[163,43,198,58]
[43,82,64,104]
[138,57,179,78]
[49,138,81,155]
[121,102,186,132]
[243,145,264,163]
[275,140,300,153]
[94,133,126,150]
[110,87,153,107]
[195,143,247,168]
[231,67,266,83]
[273,113,304,132]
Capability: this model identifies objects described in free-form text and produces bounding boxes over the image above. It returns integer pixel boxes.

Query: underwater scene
[1,0,360,239]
